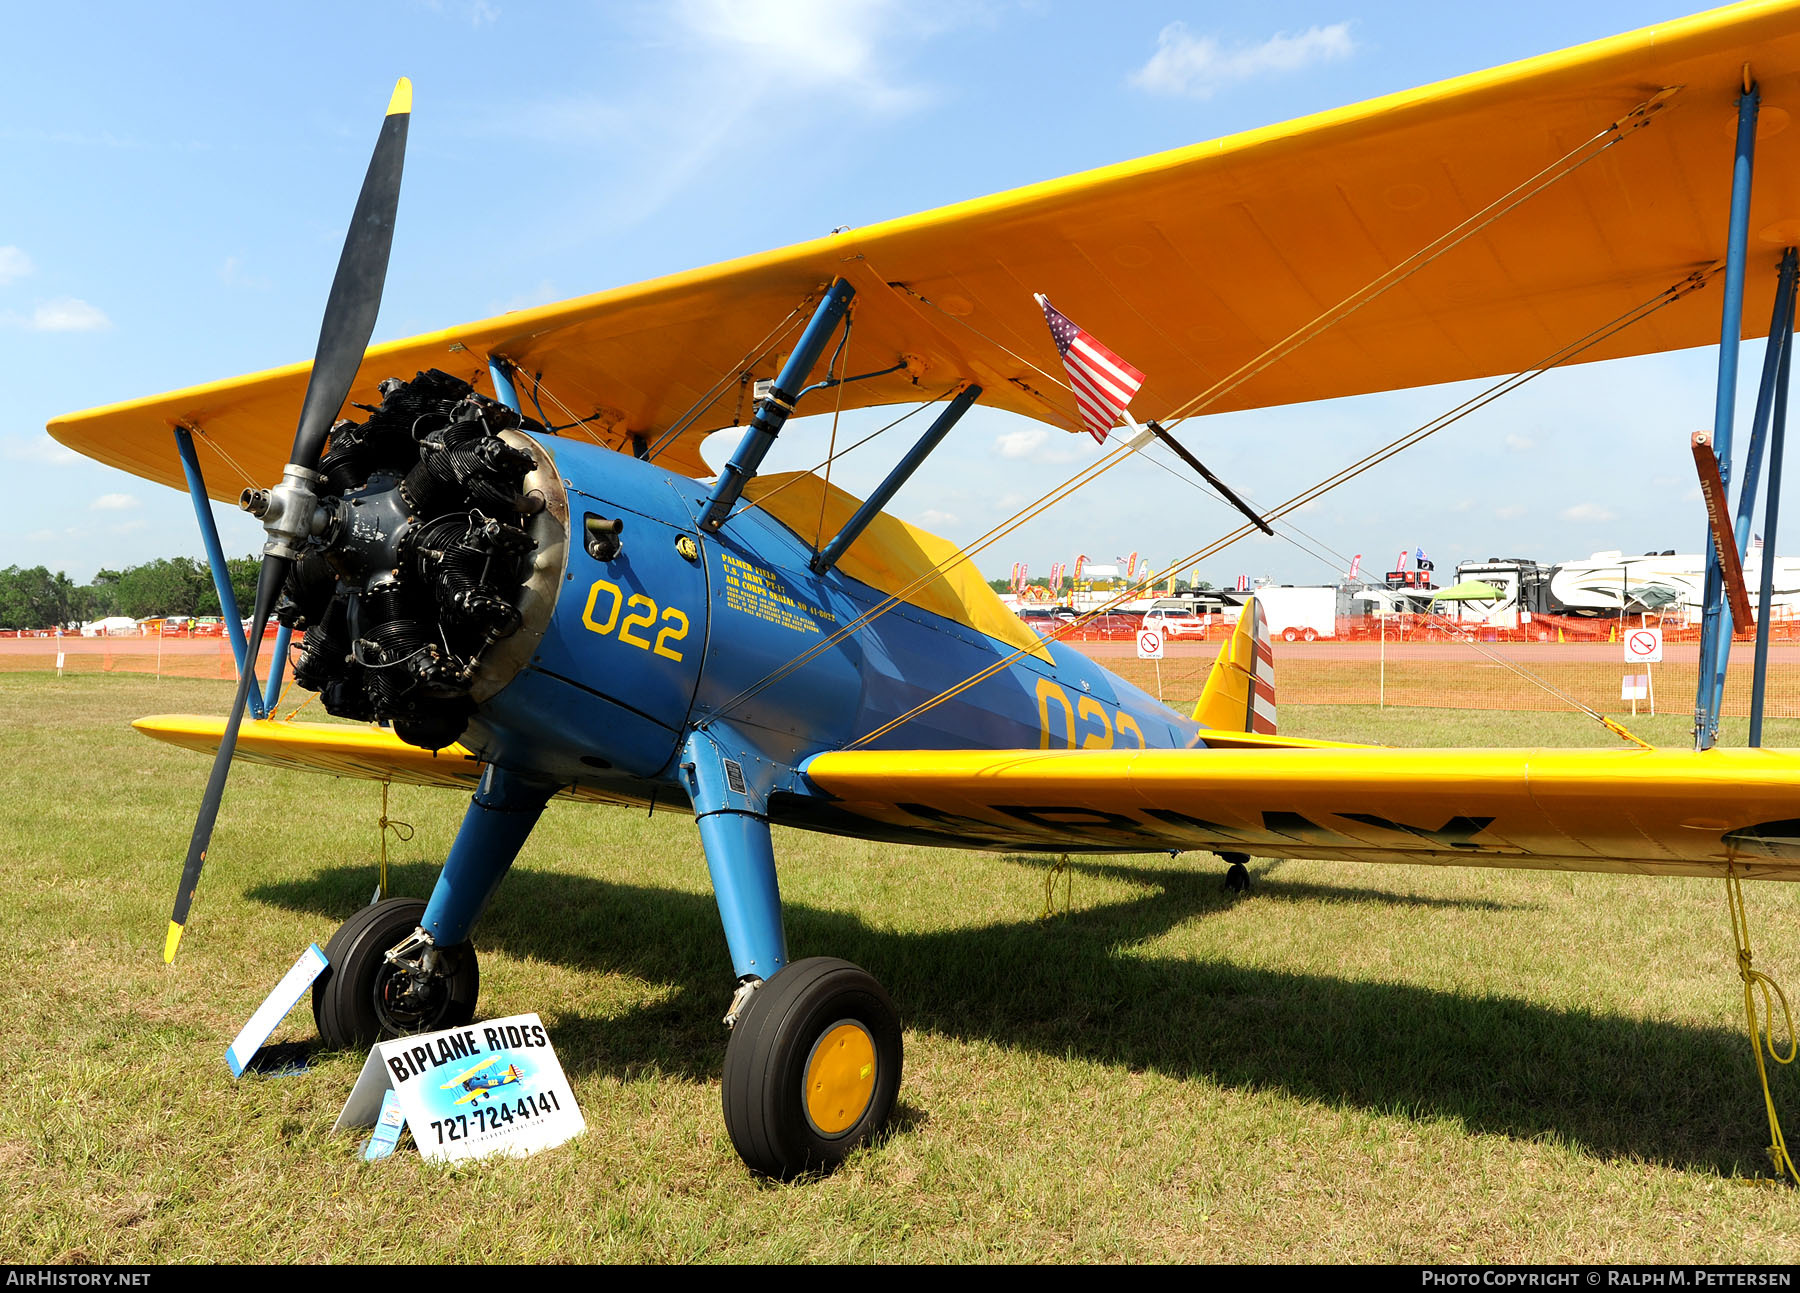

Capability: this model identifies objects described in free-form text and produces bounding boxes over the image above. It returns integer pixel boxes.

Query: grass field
[12,673,1800,1262]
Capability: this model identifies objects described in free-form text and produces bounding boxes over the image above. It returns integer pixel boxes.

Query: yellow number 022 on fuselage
[1036,678,1145,750]
[582,579,690,662]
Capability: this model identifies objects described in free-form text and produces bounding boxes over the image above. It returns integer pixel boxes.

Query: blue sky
[0,0,1771,588]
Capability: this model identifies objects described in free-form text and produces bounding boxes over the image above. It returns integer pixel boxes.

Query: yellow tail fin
[1192,596,1276,734]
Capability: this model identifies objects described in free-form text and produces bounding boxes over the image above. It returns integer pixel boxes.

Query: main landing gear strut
[682,727,902,1177]
[309,750,903,1178]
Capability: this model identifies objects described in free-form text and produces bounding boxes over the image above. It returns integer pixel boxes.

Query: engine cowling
[272,368,568,751]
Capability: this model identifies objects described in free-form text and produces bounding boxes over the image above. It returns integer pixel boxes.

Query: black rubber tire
[1225,861,1252,893]
[312,897,479,1051]
[722,957,903,1179]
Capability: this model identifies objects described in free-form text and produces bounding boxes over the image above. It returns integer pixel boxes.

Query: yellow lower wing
[131,714,615,802]
[801,746,1800,880]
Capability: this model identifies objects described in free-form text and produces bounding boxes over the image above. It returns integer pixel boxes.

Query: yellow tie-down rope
[1725,863,1800,1184]
[375,781,414,902]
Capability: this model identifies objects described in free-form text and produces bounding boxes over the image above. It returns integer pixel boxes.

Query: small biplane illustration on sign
[44,3,1800,1178]
[442,1057,525,1106]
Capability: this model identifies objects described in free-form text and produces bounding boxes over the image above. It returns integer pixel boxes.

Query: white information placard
[1136,627,1165,660]
[1624,628,1664,664]
[227,943,328,1077]
[334,1012,584,1162]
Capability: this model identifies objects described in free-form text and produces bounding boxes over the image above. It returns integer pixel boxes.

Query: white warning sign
[1623,628,1664,664]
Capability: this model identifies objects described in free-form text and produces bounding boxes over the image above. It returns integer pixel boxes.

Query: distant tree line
[0,556,260,629]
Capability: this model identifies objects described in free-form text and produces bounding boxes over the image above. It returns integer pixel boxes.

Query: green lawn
[9,674,1800,1262]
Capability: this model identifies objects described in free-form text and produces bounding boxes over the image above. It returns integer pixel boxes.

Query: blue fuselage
[458,435,1200,828]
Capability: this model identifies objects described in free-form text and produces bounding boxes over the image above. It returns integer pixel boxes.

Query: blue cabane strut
[699,278,856,532]
[811,383,983,575]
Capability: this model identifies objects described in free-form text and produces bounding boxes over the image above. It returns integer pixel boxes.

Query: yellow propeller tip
[163,920,185,964]
[387,77,412,117]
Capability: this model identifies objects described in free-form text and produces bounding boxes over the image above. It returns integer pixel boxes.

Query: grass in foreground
[8,674,1800,1262]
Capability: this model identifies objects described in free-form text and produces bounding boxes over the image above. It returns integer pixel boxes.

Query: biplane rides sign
[335,1013,585,1162]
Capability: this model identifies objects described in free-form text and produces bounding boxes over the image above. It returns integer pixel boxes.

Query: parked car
[1142,606,1208,638]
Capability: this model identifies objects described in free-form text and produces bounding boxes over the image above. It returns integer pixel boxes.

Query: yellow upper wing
[49,1,1800,498]
[801,745,1800,880]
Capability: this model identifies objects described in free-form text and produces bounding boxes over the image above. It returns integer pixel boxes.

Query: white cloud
[0,246,31,285]
[90,493,138,511]
[31,298,111,332]
[488,0,946,232]
[2,437,78,466]
[677,0,930,113]
[917,508,958,528]
[1130,21,1355,99]
[995,428,1076,464]
[420,0,499,26]
[1561,502,1617,523]
[997,428,1047,459]
[1495,504,1526,521]
[219,255,271,291]
[1503,433,1535,452]
[494,279,560,313]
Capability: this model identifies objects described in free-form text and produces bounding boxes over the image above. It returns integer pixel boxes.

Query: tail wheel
[313,896,479,1051]
[722,957,903,1178]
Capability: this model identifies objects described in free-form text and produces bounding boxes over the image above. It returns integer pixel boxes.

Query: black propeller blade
[165,78,412,964]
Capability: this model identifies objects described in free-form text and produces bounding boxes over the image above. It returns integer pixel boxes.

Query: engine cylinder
[273,369,566,749]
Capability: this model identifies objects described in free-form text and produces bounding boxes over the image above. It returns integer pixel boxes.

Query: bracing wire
[845,266,1713,749]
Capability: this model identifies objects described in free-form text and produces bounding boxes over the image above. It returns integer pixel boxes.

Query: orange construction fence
[0,632,289,680]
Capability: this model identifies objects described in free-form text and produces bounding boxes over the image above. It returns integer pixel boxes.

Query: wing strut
[811,383,982,575]
[1693,71,1800,750]
[172,424,281,720]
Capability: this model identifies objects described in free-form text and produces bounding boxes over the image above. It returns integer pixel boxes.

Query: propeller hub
[251,463,329,561]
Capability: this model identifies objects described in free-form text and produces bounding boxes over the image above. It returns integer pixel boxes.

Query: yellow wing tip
[387,77,412,117]
[163,920,185,964]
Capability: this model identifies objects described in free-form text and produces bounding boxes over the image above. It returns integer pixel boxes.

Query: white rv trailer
[1547,550,1800,619]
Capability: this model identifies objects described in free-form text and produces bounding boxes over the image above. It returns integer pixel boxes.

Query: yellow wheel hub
[803,1020,877,1137]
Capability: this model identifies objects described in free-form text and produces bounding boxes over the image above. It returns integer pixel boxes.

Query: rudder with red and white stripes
[1190,595,1277,736]
[1246,599,1276,735]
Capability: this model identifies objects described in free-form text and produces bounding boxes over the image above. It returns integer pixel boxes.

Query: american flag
[1036,294,1146,442]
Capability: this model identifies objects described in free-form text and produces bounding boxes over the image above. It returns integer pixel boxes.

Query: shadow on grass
[250,857,1760,1175]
